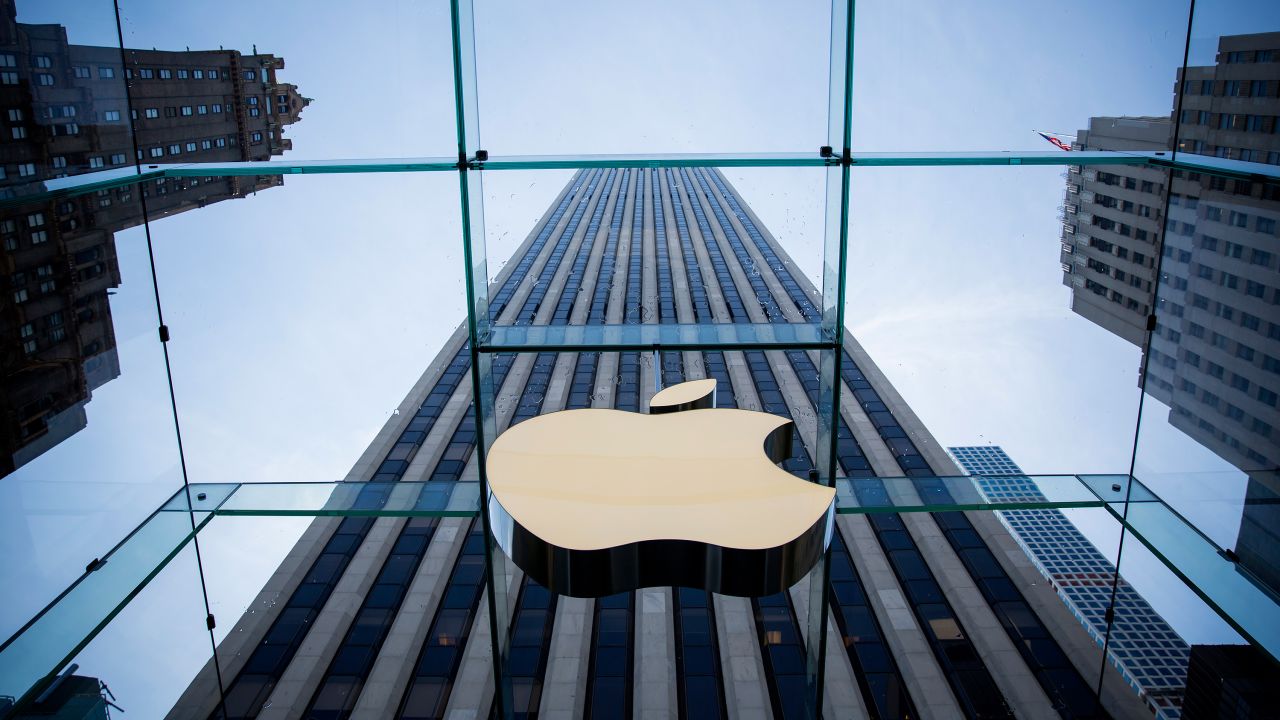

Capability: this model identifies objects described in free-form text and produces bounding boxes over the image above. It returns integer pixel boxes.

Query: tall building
[948,445,1190,719]
[1059,32,1280,597]
[0,0,308,476]
[169,167,1152,720]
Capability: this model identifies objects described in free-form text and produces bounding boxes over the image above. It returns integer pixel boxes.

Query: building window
[51,156,66,169]
[17,163,35,177]
[215,137,227,147]
[73,65,91,79]
[168,144,181,155]
[88,156,104,168]
[138,68,154,79]
[0,53,14,67]
[33,55,52,68]
[0,72,17,85]
[197,104,207,114]
[158,68,172,79]
[1225,80,1242,96]
[4,109,18,123]
[145,108,159,119]
[164,106,176,118]
[110,153,125,164]
[208,69,219,79]
[9,126,25,139]
[30,230,46,244]
[37,73,54,86]
[185,142,196,152]
[149,147,163,158]
[103,110,120,121]
[177,69,189,79]
[27,212,44,227]
[243,70,256,80]
[212,103,223,113]
[248,107,260,116]
[250,131,263,144]
[200,139,211,150]
[180,105,193,116]
[193,69,203,79]
[22,339,36,354]
[99,66,115,78]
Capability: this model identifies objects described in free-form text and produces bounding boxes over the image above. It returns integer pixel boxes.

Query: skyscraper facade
[169,167,1151,720]
[1058,32,1280,597]
[0,0,307,475]
[949,445,1190,719]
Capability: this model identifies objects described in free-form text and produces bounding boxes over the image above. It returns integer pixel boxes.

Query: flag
[1038,131,1072,151]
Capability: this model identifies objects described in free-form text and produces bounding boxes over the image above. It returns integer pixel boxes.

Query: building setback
[949,445,1190,719]
[169,166,1151,720]
[1058,32,1280,598]
[0,0,307,475]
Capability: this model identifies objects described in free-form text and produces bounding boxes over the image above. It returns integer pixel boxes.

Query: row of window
[137,103,226,119]
[1223,49,1278,64]
[1181,77,1277,98]
[1180,110,1280,134]
[127,67,232,80]
[142,136,233,158]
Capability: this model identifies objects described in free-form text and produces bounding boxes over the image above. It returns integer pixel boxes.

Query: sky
[4,0,1279,715]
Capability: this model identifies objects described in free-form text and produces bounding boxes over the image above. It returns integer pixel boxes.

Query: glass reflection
[0,0,307,477]
[1058,25,1280,719]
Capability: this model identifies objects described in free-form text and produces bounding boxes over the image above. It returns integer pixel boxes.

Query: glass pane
[846,166,1146,475]
[473,2,829,155]
[1173,1,1280,166]
[852,2,1190,152]
[1105,499,1247,719]
[0,176,185,639]
[116,0,457,160]
[144,172,464,487]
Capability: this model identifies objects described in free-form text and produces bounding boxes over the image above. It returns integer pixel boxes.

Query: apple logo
[486,379,836,598]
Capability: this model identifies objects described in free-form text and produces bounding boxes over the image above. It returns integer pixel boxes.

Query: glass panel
[1104,493,1249,719]
[0,505,201,708]
[846,166,1148,475]
[1173,1,1280,169]
[36,544,215,719]
[472,2,829,155]
[213,482,479,517]
[0,175,187,641]
[144,172,464,487]
[116,0,457,160]
[836,475,1106,513]
[1133,160,1280,606]
[852,2,1190,152]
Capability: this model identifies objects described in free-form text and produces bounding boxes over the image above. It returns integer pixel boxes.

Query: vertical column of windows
[827,532,917,720]
[625,170,645,324]
[396,521,488,719]
[552,170,626,324]
[668,168,743,320]
[304,518,441,719]
[663,169,718,320]
[489,170,592,320]
[514,169,610,325]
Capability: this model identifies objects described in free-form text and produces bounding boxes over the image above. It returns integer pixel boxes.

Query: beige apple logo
[486,379,836,598]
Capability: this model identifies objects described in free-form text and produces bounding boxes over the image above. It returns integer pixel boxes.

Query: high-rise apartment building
[0,0,307,475]
[168,167,1151,720]
[1059,33,1280,597]
[949,445,1190,719]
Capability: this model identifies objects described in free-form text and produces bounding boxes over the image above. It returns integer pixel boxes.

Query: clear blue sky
[5,0,1280,715]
